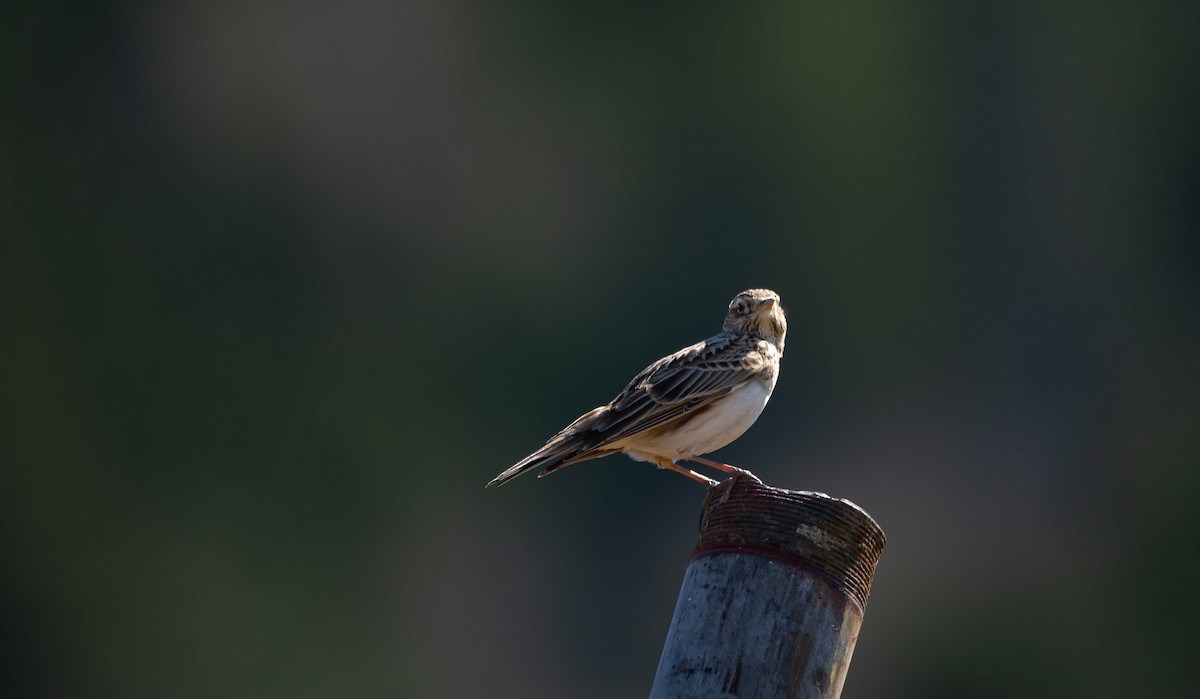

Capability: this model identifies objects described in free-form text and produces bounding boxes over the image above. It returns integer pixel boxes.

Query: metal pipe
[649,476,886,698]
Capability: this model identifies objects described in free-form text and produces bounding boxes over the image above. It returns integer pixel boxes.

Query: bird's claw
[727,466,762,483]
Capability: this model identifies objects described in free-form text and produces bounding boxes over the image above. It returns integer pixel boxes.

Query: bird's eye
[732,299,749,315]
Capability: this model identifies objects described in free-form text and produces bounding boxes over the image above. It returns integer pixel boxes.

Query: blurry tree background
[3,1,1198,697]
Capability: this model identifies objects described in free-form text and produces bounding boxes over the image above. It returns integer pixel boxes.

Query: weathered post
[649,476,886,699]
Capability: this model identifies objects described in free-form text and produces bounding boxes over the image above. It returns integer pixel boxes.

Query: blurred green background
[3,1,1198,697]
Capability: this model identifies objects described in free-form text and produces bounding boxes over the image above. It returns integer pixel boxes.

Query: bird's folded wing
[578,333,766,450]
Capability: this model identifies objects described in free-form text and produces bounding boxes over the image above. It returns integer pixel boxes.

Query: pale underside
[617,377,775,463]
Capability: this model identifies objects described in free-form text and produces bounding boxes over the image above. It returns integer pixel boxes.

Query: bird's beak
[760,298,777,309]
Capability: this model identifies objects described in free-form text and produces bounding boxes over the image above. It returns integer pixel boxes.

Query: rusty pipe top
[695,475,886,612]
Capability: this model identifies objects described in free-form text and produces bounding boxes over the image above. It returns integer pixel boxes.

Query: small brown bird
[486,289,786,488]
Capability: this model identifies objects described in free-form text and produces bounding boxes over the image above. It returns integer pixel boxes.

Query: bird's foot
[738,468,763,483]
[685,456,763,484]
[655,458,720,487]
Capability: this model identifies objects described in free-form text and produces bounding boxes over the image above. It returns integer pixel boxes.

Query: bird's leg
[654,458,719,487]
[685,455,762,482]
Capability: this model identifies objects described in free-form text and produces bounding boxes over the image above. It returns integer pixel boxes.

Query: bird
[486,289,787,488]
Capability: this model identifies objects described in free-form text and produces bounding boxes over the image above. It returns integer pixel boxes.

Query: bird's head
[723,289,787,351]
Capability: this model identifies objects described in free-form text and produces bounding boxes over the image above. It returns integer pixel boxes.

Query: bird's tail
[486,408,610,487]
[485,449,562,488]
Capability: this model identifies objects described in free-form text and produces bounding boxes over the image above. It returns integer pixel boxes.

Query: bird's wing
[581,332,766,447]
[486,333,770,487]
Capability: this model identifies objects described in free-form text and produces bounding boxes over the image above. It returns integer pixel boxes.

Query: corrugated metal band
[693,476,886,612]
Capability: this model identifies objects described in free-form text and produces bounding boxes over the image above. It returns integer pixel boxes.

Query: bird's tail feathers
[486,437,614,487]
[486,406,611,487]
[485,447,566,488]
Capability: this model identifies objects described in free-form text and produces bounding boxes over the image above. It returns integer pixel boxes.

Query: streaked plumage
[486,289,787,488]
